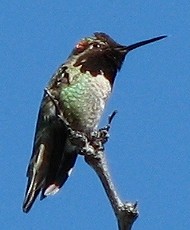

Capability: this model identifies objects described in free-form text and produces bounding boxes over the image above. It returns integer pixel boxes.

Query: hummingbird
[23,32,166,213]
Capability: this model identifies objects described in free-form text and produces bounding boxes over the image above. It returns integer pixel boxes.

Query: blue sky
[1,1,189,229]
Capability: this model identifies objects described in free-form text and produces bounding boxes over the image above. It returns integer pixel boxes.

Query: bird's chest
[59,72,111,132]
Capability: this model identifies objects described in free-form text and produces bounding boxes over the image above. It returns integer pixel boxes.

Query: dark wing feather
[23,65,77,213]
[23,96,55,212]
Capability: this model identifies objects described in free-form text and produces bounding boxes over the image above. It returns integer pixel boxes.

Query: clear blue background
[1,1,189,229]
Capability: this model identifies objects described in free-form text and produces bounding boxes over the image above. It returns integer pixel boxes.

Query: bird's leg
[99,110,118,143]
[103,110,118,132]
[90,110,118,150]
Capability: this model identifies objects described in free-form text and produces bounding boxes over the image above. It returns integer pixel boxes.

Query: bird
[23,32,166,213]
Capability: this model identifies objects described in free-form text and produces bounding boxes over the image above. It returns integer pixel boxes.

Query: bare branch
[82,140,138,230]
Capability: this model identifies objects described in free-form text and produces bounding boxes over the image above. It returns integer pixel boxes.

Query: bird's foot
[68,129,87,149]
[90,110,118,149]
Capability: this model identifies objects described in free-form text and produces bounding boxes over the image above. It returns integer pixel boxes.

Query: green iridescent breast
[59,68,111,132]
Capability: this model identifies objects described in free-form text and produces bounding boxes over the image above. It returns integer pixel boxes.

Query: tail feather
[23,142,49,213]
[43,184,60,197]
[41,148,77,199]
[23,120,78,212]
[22,179,41,213]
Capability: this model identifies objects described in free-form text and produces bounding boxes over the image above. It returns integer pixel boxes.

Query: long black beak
[117,35,167,53]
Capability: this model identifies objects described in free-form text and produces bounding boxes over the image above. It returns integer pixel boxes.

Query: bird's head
[69,32,166,84]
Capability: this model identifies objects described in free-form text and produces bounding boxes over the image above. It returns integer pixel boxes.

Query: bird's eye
[90,43,101,49]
